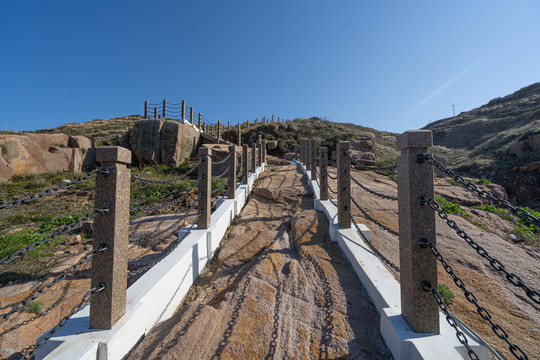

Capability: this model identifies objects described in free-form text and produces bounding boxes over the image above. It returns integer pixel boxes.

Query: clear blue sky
[1,1,539,133]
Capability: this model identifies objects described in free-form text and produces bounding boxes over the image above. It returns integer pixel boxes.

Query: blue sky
[1,0,539,133]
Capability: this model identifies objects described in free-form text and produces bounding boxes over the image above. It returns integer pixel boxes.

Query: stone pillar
[217,121,221,141]
[144,101,148,119]
[272,114,274,122]
[242,144,248,184]
[228,121,230,130]
[153,107,157,119]
[301,140,305,165]
[397,130,439,334]
[162,99,167,118]
[198,113,202,130]
[255,118,258,126]
[337,141,351,228]
[294,144,299,160]
[227,145,236,199]
[198,147,212,229]
[320,147,328,200]
[310,139,317,181]
[306,139,311,171]
[262,139,267,163]
[181,100,186,120]
[252,143,257,172]
[90,146,131,329]
[237,124,242,147]
[190,107,194,124]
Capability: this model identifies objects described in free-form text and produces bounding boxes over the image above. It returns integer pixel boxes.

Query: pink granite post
[144,101,148,119]
[198,147,212,229]
[242,144,248,184]
[252,143,257,172]
[320,147,328,200]
[397,130,439,334]
[181,100,186,120]
[227,145,236,199]
[190,107,194,124]
[90,146,131,329]
[337,141,351,228]
[198,113,202,130]
[162,99,167,118]
[310,139,317,181]
[237,124,242,146]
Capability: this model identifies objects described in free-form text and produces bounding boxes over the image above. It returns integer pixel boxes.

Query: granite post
[162,99,167,118]
[90,146,131,329]
[198,147,212,229]
[181,100,186,120]
[242,144,248,184]
[252,143,257,172]
[310,139,317,180]
[237,124,242,146]
[190,107,194,124]
[153,107,157,119]
[227,145,236,198]
[144,101,148,119]
[397,130,439,334]
[198,113,202,130]
[320,147,328,201]
[337,141,351,228]
[294,144,299,160]
[306,139,311,171]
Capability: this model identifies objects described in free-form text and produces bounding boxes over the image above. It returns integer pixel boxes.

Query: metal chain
[344,205,401,274]
[422,241,528,360]
[129,196,200,244]
[350,175,398,201]
[420,196,540,305]
[346,152,396,171]
[128,214,200,277]
[211,153,233,166]
[212,164,232,179]
[421,281,479,360]
[344,189,399,236]
[327,184,338,195]
[19,283,106,360]
[0,245,107,325]
[130,184,196,213]
[0,206,109,265]
[0,169,99,210]
[131,159,201,184]
[418,153,540,228]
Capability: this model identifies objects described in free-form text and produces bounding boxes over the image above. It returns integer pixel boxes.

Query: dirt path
[128,165,392,359]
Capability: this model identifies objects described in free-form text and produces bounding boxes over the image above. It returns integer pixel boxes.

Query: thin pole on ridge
[198,113,202,130]
[144,101,148,119]
[162,99,167,119]
[237,124,242,147]
[181,100,186,120]
[190,107,194,124]
[153,107,158,120]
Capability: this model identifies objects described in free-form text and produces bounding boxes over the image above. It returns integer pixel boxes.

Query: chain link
[0,245,106,325]
[212,164,232,179]
[0,206,109,265]
[129,196,200,244]
[322,154,338,180]
[131,159,201,184]
[420,196,540,305]
[418,153,540,228]
[350,175,398,201]
[130,184,196,213]
[128,214,200,277]
[344,205,401,274]
[422,241,528,360]
[19,283,105,360]
[421,281,480,360]
[346,152,396,171]
[344,189,399,236]
[0,170,99,210]
[211,153,233,166]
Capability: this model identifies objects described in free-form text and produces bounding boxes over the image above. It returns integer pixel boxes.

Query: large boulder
[128,120,201,166]
[508,141,529,157]
[68,135,92,151]
[527,134,540,151]
[0,147,14,182]
[283,152,296,161]
[26,133,70,151]
[0,135,47,175]
[349,150,376,166]
[267,140,278,151]
[347,138,374,152]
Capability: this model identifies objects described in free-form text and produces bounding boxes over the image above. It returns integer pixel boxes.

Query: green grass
[25,301,44,315]
[438,283,455,306]
[435,195,471,219]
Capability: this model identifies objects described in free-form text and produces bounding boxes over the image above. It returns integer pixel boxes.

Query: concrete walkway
[127,164,392,359]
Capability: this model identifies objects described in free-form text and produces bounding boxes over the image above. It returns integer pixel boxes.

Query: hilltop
[423,82,540,208]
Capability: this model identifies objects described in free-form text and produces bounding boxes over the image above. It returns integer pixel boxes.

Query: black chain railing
[129,196,200,244]
[0,206,109,265]
[0,245,107,325]
[350,175,398,201]
[420,196,540,305]
[211,153,233,166]
[344,188,399,236]
[421,281,480,360]
[130,184,196,214]
[346,152,396,171]
[0,169,100,210]
[420,240,528,360]
[343,204,401,274]
[131,159,201,184]
[418,154,540,228]
[128,214,200,277]
[212,165,232,179]
[19,283,106,360]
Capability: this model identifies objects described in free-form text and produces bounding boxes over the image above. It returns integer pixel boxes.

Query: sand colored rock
[26,133,69,151]
[0,135,47,175]
[128,165,391,359]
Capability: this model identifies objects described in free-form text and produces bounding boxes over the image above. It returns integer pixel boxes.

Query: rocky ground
[127,165,392,360]
[327,166,540,359]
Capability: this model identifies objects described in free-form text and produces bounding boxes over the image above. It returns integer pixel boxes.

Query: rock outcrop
[0,133,95,181]
[127,120,201,166]
[330,137,377,166]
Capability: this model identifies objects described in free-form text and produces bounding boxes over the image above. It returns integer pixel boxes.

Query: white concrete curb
[36,164,266,360]
[297,162,488,360]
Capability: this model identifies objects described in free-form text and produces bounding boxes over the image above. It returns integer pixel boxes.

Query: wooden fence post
[242,144,248,184]
[337,141,351,228]
[144,101,148,119]
[397,130,439,333]
[320,147,328,200]
[227,145,236,199]
[181,100,186,120]
[310,139,317,181]
[198,147,212,229]
[90,146,131,329]
[162,99,167,118]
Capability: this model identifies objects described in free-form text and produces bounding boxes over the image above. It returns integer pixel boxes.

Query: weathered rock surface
[266,140,278,150]
[128,165,391,360]
[127,120,201,166]
[0,133,94,181]
[283,152,296,161]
